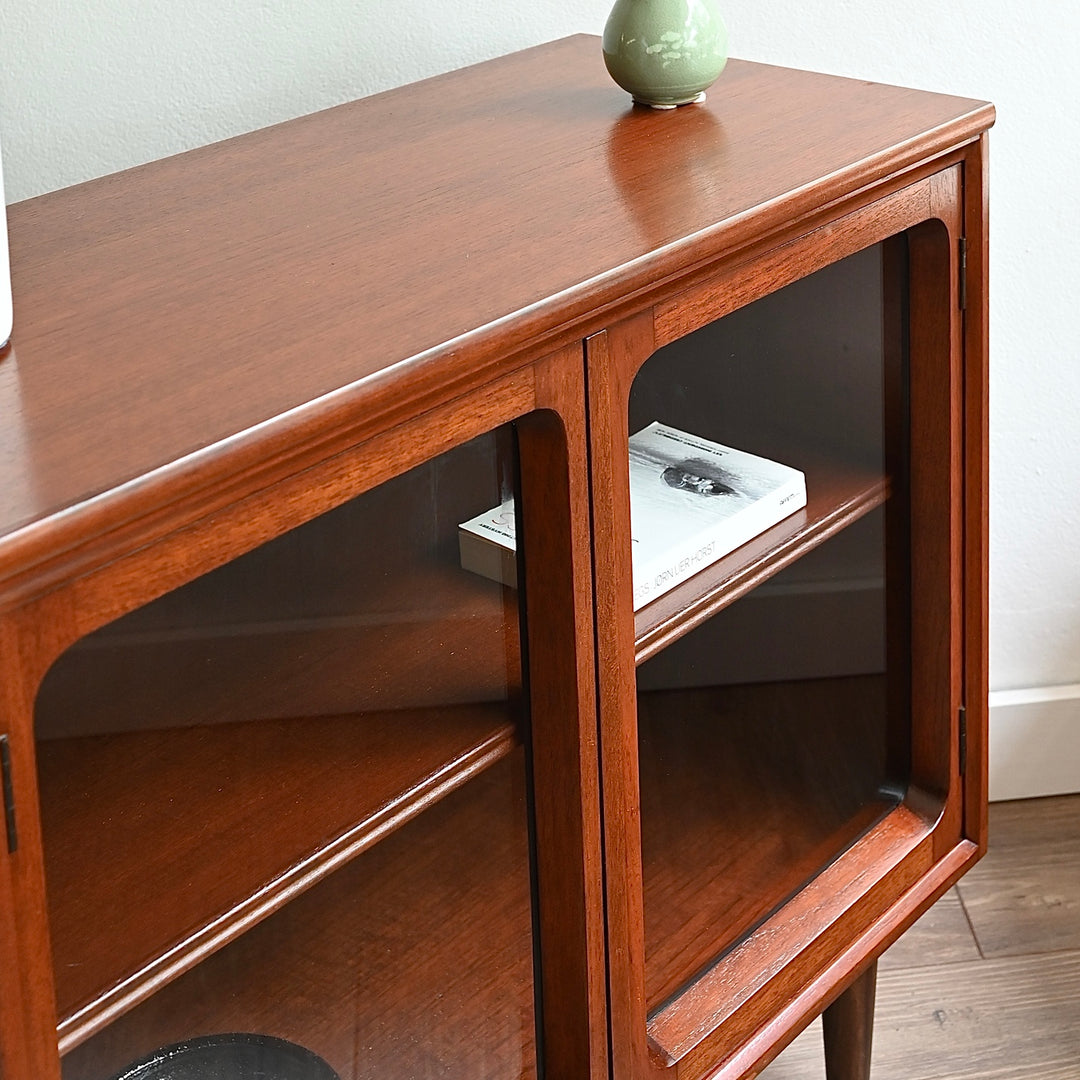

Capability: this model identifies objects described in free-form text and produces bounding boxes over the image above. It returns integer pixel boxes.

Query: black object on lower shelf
[109,1034,340,1080]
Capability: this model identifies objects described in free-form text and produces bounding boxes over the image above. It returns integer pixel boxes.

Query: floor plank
[958,795,1080,957]
[760,796,1080,1079]
[761,950,1080,1080]
[758,885,982,1080]
[878,888,981,972]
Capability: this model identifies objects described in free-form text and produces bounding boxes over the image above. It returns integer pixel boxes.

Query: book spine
[632,476,806,609]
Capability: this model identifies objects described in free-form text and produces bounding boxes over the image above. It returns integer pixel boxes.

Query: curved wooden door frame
[0,343,608,1080]
[587,160,984,1080]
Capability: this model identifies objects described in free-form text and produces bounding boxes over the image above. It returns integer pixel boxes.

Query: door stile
[0,613,62,1080]
[905,165,967,857]
[519,343,610,1080]
[585,313,657,1080]
[961,135,991,851]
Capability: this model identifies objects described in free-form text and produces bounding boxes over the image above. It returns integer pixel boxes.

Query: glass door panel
[34,423,539,1079]
[627,241,912,1012]
[59,756,536,1080]
[637,513,901,1008]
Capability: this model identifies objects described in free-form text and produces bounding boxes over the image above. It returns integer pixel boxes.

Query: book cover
[458,422,806,609]
[628,421,805,609]
[458,499,518,590]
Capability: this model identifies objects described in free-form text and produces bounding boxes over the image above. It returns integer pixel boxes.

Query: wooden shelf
[38,700,522,1051]
[36,557,521,740]
[637,676,902,1011]
[635,458,889,664]
[58,754,537,1080]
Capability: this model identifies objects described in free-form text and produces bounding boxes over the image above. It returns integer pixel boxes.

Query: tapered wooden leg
[822,960,877,1080]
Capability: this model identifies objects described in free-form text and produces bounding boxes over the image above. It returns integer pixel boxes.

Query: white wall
[719,3,1080,798]
[2,0,1078,797]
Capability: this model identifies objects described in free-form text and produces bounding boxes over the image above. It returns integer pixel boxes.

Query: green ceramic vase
[602,0,728,109]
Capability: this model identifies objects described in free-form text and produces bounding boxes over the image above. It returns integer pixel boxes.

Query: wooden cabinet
[0,34,992,1080]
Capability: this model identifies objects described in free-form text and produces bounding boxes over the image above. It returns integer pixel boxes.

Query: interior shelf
[35,564,520,738]
[637,675,902,1012]
[635,457,889,664]
[58,753,537,1080]
[38,700,521,1051]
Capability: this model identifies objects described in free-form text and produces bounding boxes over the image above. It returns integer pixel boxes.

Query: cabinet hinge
[958,237,968,312]
[0,734,15,854]
[958,706,967,776]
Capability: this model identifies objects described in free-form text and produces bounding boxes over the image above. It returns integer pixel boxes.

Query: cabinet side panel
[0,617,61,1080]
[962,135,990,849]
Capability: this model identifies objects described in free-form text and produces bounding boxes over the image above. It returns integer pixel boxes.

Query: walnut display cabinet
[0,35,991,1080]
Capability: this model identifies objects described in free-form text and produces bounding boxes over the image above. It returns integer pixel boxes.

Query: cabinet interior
[33,423,536,1072]
[59,754,537,1080]
[628,239,919,1015]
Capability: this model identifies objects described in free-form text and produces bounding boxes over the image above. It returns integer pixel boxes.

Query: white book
[458,422,806,610]
[458,499,519,590]
[627,421,805,609]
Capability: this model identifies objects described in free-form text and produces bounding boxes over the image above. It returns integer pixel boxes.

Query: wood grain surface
[766,946,1080,1080]
[59,754,538,1080]
[877,888,979,971]
[638,676,896,1009]
[957,795,1080,957]
[40,703,519,1047]
[764,796,1080,1080]
[1,37,992,581]
[0,35,995,1080]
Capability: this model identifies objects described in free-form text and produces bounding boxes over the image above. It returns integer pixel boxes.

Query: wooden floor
[761,794,1080,1080]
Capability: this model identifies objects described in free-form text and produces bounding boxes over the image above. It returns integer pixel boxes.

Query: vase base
[634,91,707,110]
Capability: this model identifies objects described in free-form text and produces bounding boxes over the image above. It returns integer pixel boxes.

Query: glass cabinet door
[630,242,910,1011]
[31,421,544,1080]
[590,189,967,1079]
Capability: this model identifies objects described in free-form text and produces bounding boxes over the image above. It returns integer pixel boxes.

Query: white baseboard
[989,684,1080,801]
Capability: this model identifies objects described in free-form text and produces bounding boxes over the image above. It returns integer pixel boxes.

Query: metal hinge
[0,734,16,854]
[958,237,968,312]
[958,706,967,776]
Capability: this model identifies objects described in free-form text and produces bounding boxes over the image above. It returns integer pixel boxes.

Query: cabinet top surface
[0,35,992,578]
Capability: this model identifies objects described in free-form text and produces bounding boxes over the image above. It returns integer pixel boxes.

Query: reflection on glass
[628,242,911,1012]
[629,245,888,477]
[638,513,905,1009]
[35,424,537,1079]
[60,757,536,1080]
